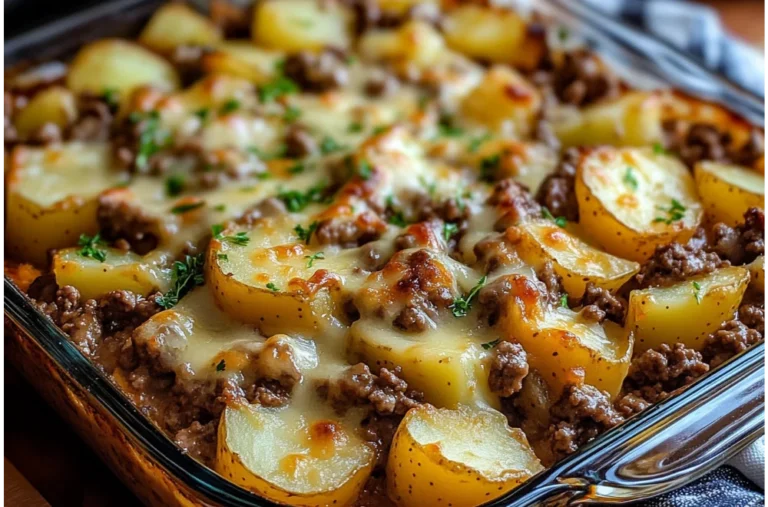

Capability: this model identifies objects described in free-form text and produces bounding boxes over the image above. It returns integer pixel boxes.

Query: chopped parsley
[156,253,205,309]
[693,281,703,304]
[277,183,329,212]
[248,145,287,161]
[256,172,272,180]
[220,99,240,114]
[542,207,568,228]
[171,201,205,214]
[372,125,388,135]
[623,166,639,192]
[287,162,305,175]
[320,136,344,155]
[283,105,302,122]
[347,157,373,180]
[211,224,250,246]
[468,133,492,153]
[216,359,226,372]
[437,115,464,137]
[559,294,569,308]
[213,204,227,212]
[481,339,500,350]
[480,154,501,182]
[165,174,185,197]
[266,282,280,291]
[258,76,299,103]
[130,110,170,171]
[419,176,437,197]
[653,142,668,155]
[217,253,229,261]
[194,108,210,122]
[102,87,119,108]
[386,195,407,227]
[305,251,325,268]
[347,122,364,133]
[654,199,686,225]
[443,222,459,241]
[294,221,319,245]
[450,276,487,318]
[78,233,107,263]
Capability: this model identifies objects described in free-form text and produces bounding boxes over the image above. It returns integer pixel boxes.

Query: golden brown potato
[358,21,446,69]
[67,39,180,97]
[13,86,77,139]
[461,66,541,137]
[53,247,171,300]
[694,161,764,226]
[387,405,543,507]
[201,42,283,84]
[139,3,222,53]
[553,92,664,147]
[576,146,703,261]
[515,220,640,298]
[442,4,545,70]
[253,0,352,52]
[6,143,125,266]
[217,402,374,506]
[497,274,633,399]
[627,266,750,353]
[747,256,764,295]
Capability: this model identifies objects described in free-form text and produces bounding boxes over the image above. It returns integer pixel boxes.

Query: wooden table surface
[4,1,764,506]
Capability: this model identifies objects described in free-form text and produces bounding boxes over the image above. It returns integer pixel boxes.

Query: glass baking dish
[4,0,765,505]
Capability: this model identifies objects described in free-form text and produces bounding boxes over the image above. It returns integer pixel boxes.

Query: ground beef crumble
[535,148,580,222]
[579,282,626,324]
[487,179,541,231]
[488,341,529,397]
[702,304,764,368]
[283,49,349,92]
[709,207,765,265]
[635,241,728,289]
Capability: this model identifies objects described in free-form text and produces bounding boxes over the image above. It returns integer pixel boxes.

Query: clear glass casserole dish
[4,0,764,505]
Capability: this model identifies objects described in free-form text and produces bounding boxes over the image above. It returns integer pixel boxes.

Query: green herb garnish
[259,76,299,103]
[294,221,319,245]
[216,359,226,372]
[624,166,639,192]
[171,201,205,214]
[480,154,501,182]
[320,136,344,155]
[220,99,241,114]
[559,294,569,308]
[443,222,459,241]
[654,199,686,225]
[693,281,703,304]
[450,276,487,318]
[131,110,169,171]
[277,183,328,212]
[283,105,302,122]
[217,253,229,261]
[266,282,280,291]
[156,253,205,309]
[78,233,107,263]
[165,174,185,197]
[437,115,464,137]
[305,252,325,268]
[347,122,364,133]
[653,142,668,155]
[194,108,210,122]
[468,133,492,153]
[542,207,567,228]
[211,224,250,246]
[481,339,500,350]
[102,87,119,108]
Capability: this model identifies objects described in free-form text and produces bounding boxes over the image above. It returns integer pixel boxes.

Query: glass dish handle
[500,344,764,506]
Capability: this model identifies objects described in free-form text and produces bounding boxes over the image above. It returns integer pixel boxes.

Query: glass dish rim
[4,0,765,505]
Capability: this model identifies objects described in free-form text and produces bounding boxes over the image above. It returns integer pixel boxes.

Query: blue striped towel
[582,0,765,96]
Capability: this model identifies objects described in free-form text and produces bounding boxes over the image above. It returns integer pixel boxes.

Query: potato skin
[14,86,77,139]
[694,161,764,226]
[139,3,222,53]
[386,405,542,507]
[253,0,352,52]
[627,266,750,353]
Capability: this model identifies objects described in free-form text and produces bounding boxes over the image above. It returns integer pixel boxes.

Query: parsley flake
[266,282,280,291]
[283,105,302,122]
[468,133,492,153]
[217,253,229,261]
[156,253,205,309]
[259,76,299,103]
[654,199,686,225]
[216,359,226,372]
[437,115,464,137]
[165,174,185,197]
[305,252,325,268]
[78,233,107,263]
[102,88,119,108]
[653,142,668,155]
[624,166,639,192]
[278,183,329,212]
[347,122,364,133]
[450,276,487,318]
[220,99,240,114]
[294,221,319,245]
[542,207,567,228]
[481,339,500,350]
[212,225,250,246]
[559,294,569,308]
[443,222,459,241]
[320,136,344,155]
[194,108,210,122]
[171,201,205,214]
[480,154,501,182]
[693,281,703,304]
[131,110,170,171]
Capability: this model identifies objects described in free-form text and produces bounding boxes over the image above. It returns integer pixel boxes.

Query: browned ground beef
[174,420,217,463]
[547,384,623,459]
[476,276,515,326]
[283,49,349,92]
[97,194,162,254]
[237,197,288,225]
[702,304,764,368]
[537,261,565,304]
[473,233,520,274]
[731,129,765,167]
[364,69,400,98]
[68,92,114,142]
[284,124,319,158]
[488,341,529,397]
[321,363,423,416]
[663,121,765,169]
[635,241,728,288]
[314,211,387,248]
[709,207,765,265]
[547,50,620,107]
[579,282,626,324]
[488,179,542,230]
[535,148,580,222]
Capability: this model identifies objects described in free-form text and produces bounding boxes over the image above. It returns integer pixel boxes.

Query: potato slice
[253,0,352,52]
[627,266,750,353]
[747,256,764,295]
[67,39,180,96]
[348,319,498,409]
[515,220,639,298]
[217,402,374,506]
[443,5,544,70]
[576,147,703,261]
[553,92,664,147]
[139,3,222,53]
[460,66,541,137]
[498,274,632,398]
[52,247,171,300]
[359,21,446,69]
[201,42,284,84]
[387,405,543,507]
[694,161,764,226]
[6,143,126,265]
[13,86,77,138]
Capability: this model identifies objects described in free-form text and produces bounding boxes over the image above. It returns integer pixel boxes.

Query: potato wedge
[460,66,541,136]
[253,0,352,52]
[627,266,750,353]
[13,86,77,138]
[387,405,543,507]
[515,220,640,298]
[201,42,283,84]
[359,21,446,69]
[67,39,180,96]
[747,256,764,295]
[6,143,126,265]
[348,319,498,409]
[497,274,632,398]
[553,92,664,147]
[576,147,703,261]
[443,5,545,70]
[217,402,374,506]
[53,247,171,300]
[139,3,222,53]
[694,161,764,226]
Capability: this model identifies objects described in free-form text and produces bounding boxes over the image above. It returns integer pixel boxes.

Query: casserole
[4,0,765,505]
